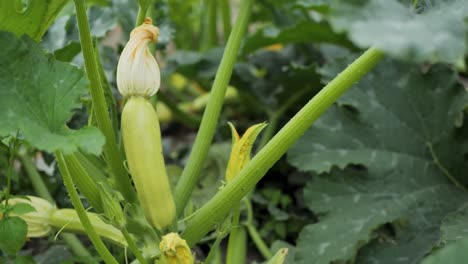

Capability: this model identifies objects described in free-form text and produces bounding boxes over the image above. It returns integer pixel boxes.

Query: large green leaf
[0,32,104,155]
[440,203,468,242]
[421,237,468,264]
[288,56,468,263]
[325,0,467,65]
[0,0,69,41]
[0,216,28,256]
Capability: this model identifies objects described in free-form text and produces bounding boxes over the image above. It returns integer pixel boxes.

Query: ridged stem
[56,150,119,264]
[73,0,135,202]
[226,205,242,264]
[181,47,385,246]
[174,0,254,217]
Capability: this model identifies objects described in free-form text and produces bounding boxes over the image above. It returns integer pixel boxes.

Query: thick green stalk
[220,0,232,41]
[56,150,119,264]
[73,0,135,202]
[174,0,254,217]
[226,205,242,264]
[226,227,247,264]
[20,154,94,260]
[181,47,385,246]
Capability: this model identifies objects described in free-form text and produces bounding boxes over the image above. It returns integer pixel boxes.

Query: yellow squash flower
[226,122,267,182]
[159,232,194,264]
[6,196,55,237]
[117,17,160,97]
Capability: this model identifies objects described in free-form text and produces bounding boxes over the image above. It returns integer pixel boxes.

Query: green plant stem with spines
[181,47,385,246]
[20,153,95,260]
[73,0,135,202]
[174,0,254,217]
[55,150,119,264]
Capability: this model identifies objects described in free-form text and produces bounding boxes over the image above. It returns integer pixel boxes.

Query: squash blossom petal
[159,232,194,264]
[4,196,56,238]
[117,17,160,97]
[226,122,267,182]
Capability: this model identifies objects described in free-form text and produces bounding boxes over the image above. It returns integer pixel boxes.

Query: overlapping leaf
[0,0,68,41]
[323,0,467,65]
[288,55,468,263]
[0,32,104,154]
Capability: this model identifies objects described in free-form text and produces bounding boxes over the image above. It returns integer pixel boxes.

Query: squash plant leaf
[288,56,468,263]
[421,237,468,264]
[0,32,104,155]
[324,0,467,65]
[440,203,468,242]
[0,0,69,41]
[0,216,28,256]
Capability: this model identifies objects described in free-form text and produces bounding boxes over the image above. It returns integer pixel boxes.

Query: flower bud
[226,122,267,182]
[117,17,160,97]
[7,196,56,237]
[159,233,194,264]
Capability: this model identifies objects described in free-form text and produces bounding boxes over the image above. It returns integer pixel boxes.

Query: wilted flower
[6,196,56,237]
[159,232,194,264]
[226,122,267,182]
[117,17,160,97]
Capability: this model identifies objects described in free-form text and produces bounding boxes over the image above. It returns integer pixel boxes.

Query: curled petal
[117,18,161,97]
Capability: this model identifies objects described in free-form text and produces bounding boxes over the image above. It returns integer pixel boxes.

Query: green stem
[201,0,218,51]
[203,233,224,264]
[226,226,247,264]
[20,153,94,260]
[20,154,53,202]
[73,0,135,202]
[122,229,148,264]
[246,223,272,259]
[61,234,96,262]
[243,198,272,259]
[226,205,241,264]
[174,0,254,217]
[55,150,119,264]
[4,134,19,208]
[220,0,232,42]
[181,47,385,246]
[136,3,150,26]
